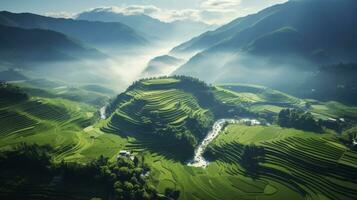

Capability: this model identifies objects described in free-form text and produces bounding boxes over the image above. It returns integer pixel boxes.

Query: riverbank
[188,118,261,168]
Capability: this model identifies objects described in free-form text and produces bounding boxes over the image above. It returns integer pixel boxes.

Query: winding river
[188,118,261,168]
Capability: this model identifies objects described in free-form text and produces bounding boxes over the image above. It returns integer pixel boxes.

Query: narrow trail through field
[188,119,260,168]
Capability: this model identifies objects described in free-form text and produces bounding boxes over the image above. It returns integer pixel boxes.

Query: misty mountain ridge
[76,8,213,42]
[141,55,185,77]
[2,1,357,200]
[0,24,104,64]
[172,0,357,60]
[0,11,148,49]
[173,0,357,86]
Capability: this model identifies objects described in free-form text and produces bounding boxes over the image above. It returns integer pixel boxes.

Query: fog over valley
[1,1,357,200]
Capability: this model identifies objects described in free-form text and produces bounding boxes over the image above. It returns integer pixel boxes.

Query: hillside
[1,77,357,199]
[173,0,357,86]
[101,77,324,160]
[0,11,147,48]
[214,84,305,118]
[0,81,126,164]
[204,124,357,200]
[0,24,103,63]
[99,78,357,200]
[102,77,227,160]
[170,4,279,55]
[173,0,357,58]
[1,0,357,198]
[292,63,357,105]
[141,55,185,77]
[0,84,168,199]
[0,69,27,81]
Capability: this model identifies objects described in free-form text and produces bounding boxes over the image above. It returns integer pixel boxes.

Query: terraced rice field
[103,78,211,142]
[0,94,126,164]
[121,137,304,200]
[215,84,357,122]
[2,78,357,200]
[0,114,36,137]
[214,84,305,116]
[217,84,303,104]
[13,79,112,107]
[311,101,357,120]
[141,78,180,85]
[206,124,357,200]
[98,79,357,199]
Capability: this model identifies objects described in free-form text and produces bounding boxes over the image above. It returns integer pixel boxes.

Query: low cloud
[45,11,74,19]
[81,5,203,24]
[90,5,160,16]
[79,5,238,25]
[201,0,242,11]
[48,1,288,25]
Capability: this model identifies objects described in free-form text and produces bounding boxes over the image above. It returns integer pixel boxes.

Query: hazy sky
[0,0,288,24]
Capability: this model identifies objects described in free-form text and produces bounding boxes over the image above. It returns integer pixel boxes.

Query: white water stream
[188,118,261,168]
[100,106,107,119]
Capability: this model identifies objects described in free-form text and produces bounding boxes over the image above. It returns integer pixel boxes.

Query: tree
[240,144,265,179]
[278,109,291,127]
[165,188,180,200]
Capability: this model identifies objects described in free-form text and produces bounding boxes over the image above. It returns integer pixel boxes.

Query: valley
[1,77,357,199]
[1,0,357,199]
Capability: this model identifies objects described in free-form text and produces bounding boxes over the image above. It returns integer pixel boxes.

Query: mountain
[76,8,212,42]
[2,76,357,199]
[170,9,273,55]
[0,11,147,48]
[173,0,357,86]
[141,55,184,77]
[0,24,102,64]
[294,63,357,105]
[103,76,250,160]
[76,8,169,40]
[0,69,27,81]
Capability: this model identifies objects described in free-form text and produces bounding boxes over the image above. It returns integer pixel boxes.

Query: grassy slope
[0,88,126,164]
[100,79,357,200]
[102,77,217,160]
[0,83,128,198]
[1,78,357,199]
[12,78,113,108]
[310,101,357,120]
[215,84,357,122]
[214,84,305,112]
[206,124,357,200]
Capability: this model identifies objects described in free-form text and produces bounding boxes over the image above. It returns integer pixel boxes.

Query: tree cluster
[0,143,177,200]
[0,82,29,102]
[58,155,157,200]
[278,109,322,132]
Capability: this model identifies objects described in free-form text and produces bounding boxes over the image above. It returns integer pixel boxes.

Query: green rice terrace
[1,77,357,200]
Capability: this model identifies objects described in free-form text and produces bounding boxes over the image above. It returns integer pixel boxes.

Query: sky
[0,0,288,24]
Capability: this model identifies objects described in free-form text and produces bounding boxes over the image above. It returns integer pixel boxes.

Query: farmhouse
[118,150,130,157]
[117,150,135,161]
[327,118,337,123]
[242,119,261,126]
[353,134,357,146]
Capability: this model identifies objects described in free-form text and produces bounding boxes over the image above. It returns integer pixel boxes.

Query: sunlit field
[1,0,357,199]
